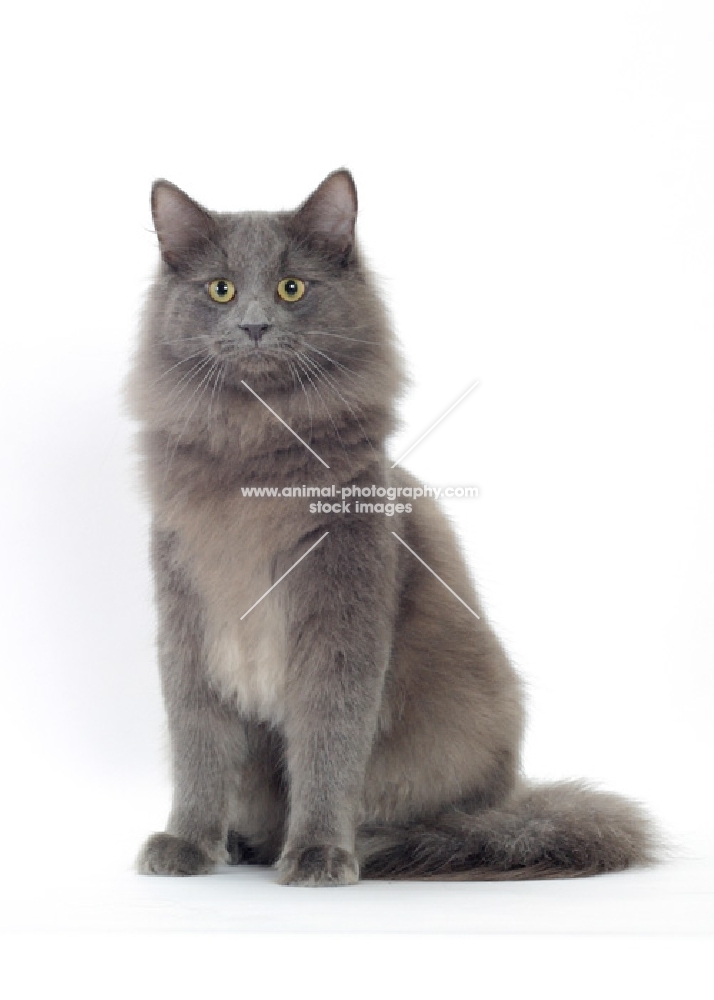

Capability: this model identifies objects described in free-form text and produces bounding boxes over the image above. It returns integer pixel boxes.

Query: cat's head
[129,171,404,471]
[145,170,389,393]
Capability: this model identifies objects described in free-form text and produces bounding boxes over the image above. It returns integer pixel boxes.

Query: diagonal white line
[391,531,480,619]
[390,381,480,468]
[240,531,330,620]
[241,379,330,468]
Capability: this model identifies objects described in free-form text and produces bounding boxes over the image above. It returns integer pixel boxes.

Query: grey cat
[128,170,658,885]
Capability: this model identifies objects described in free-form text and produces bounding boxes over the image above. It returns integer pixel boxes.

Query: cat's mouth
[209,341,295,388]
[213,336,293,367]
[219,344,280,362]
[239,348,276,369]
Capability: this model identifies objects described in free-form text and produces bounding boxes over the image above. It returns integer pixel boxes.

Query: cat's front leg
[276,521,396,887]
[136,526,246,877]
[137,697,243,876]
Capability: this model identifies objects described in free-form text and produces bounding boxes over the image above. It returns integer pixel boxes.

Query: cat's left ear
[290,169,357,260]
[151,180,219,271]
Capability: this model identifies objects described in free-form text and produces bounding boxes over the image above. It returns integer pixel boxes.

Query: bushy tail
[357,781,660,881]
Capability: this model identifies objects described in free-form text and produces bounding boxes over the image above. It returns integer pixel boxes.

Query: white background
[1,1,712,995]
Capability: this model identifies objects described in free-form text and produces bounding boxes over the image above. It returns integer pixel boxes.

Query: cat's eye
[277,277,306,303]
[208,279,236,303]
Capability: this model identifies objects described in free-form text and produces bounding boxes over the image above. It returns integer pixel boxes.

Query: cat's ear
[151,180,218,270]
[290,169,357,260]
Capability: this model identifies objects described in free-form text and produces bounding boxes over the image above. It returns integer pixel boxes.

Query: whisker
[287,355,314,445]
[163,359,221,483]
[146,350,207,390]
[302,343,369,382]
[300,329,380,345]
[291,351,349,458]
[206,359,225,425]
[297,351,379,461]
[165,354,215,404]
[160,335,212,343]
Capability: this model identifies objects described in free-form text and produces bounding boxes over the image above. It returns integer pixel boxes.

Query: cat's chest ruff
[198,545,288,725]
[167,488,290,724]
[204,609,287,725]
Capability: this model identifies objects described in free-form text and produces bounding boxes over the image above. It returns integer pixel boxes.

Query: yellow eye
[208,279,236,303]
[277,277,306,302]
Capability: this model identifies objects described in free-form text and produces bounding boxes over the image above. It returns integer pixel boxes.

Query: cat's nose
[241,323,270,343]
[238,300,271,344]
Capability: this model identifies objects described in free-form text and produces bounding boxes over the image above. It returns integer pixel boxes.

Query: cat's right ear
[151,180,218,271]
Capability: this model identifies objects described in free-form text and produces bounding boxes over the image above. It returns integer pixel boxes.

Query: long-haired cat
[128,170,657,884]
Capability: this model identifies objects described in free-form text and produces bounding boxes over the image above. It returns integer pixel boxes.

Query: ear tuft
[151,180,218,269]
[290,169,358,258]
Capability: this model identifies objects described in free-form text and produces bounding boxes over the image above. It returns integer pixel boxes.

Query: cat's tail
[357,780,661,880]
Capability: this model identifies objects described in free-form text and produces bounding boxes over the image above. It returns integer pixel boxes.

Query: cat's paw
[136,832,215,876]
[276,845,360,887]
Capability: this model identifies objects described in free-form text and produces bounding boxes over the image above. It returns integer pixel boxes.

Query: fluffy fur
[128,170,658,885]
